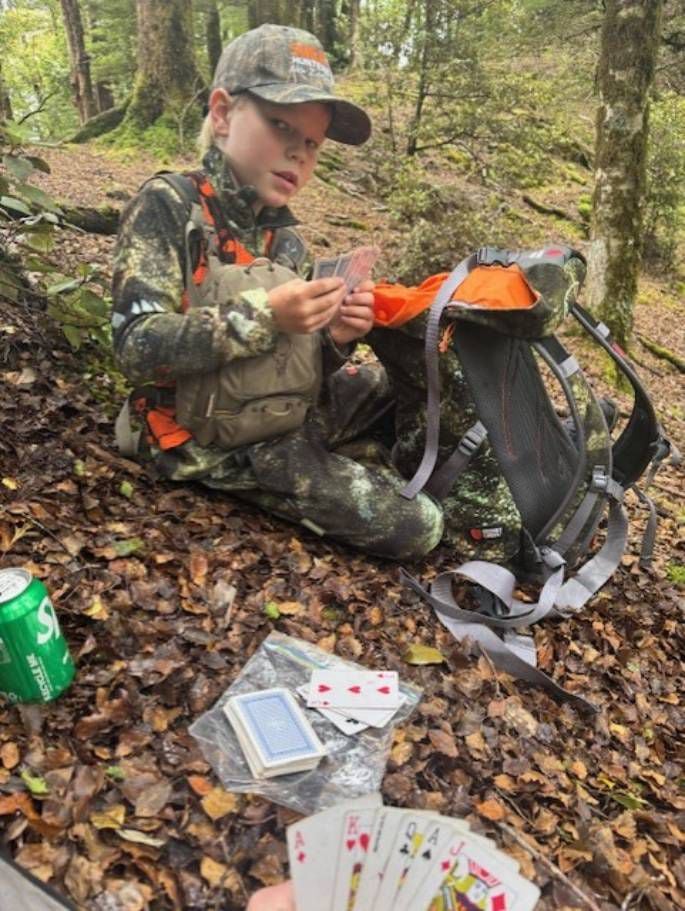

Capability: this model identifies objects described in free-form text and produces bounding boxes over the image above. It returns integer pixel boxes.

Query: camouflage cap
[211,24,371,146]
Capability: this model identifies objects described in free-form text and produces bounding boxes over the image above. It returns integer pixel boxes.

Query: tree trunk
[59,0,98,124]
[206,0,223,76]
[125,0,204,130]
[86,1,115,114]
[0,61,12,123]
[317,0,339,54]
[407,0,436,156]
[585,0,663,349]
[345,0,363,68]
[247,1,299,28]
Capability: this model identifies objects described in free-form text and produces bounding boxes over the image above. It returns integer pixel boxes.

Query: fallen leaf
[187,775,213,797]
[189,551,208,587]
[403,643,446,665]
[200,856,230,888]
[428,729,458,758]
[277,601,304,616]
[21,770,49,796]
[135,780,171,817]
[90,804,126,830]
[115,828,166,847]
[1,742,20,769]
[84,595,109,620]
[201,788,238,821]
[465,731,488,756]
[476,798,506,822]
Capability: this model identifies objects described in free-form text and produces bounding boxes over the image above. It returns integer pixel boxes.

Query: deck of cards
[223,688,326,779]
[301,670,404,735]
[312,244,380,293]
[287,797,540,911]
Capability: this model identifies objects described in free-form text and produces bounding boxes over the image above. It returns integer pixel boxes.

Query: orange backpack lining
[372,264,539,328]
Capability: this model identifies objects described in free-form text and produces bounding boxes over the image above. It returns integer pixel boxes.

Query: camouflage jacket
[111,145,348,389]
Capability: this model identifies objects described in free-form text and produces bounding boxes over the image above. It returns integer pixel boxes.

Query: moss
[665,563,685,586]
[100,109,200,162]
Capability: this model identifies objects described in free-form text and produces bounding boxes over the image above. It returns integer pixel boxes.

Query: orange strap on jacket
[149,174,266,450]
[372,264,539,328]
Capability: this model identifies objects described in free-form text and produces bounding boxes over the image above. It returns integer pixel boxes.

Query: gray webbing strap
[401,568,597,713]
[115,397,141,458]
[184,203,208,310]
[632,484,658,569]
[425,421,488,500]
[553,489,600,556]
[401,254,479,500]
[554,496,628,611]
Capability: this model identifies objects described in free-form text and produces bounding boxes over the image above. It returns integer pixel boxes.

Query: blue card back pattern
[233,689,320,764]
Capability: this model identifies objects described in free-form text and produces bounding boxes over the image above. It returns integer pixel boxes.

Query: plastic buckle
[476,245,509,267]
[592,466,624,501]
[457,424,487,457]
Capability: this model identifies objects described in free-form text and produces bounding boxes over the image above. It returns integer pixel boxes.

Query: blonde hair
[197,93,251,157]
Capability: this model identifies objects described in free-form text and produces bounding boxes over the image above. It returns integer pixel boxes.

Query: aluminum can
[0,568,75,703]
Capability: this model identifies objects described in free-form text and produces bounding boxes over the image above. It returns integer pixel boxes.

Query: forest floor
[0,133,683,911]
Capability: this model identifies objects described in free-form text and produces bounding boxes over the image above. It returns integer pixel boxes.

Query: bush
[643,93,685,272]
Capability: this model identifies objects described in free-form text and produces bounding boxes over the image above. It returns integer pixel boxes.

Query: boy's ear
[209,88,234,137]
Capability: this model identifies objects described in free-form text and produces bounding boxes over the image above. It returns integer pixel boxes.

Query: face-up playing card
[287,795,383,911]
[404,829,526,911]
[372,812,437,910]
[334,245,379,293]
[308,670,399,711]
[331,808,377,911]
[393,818,470,911]
[296,685,369,736]
[430,839,539,911]
[351,807,406,911]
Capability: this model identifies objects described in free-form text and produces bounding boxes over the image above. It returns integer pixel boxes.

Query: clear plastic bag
[189,632,422,815]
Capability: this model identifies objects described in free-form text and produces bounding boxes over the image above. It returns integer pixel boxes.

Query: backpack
[369,245,677,712]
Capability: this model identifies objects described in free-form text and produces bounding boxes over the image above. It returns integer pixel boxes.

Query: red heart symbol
[360,834,370,851]
[318,684,331,692]
[346,839,356,851]
[441,860,451,871]
[348,685,361,694]
[378,686,391,695]
[298,852,306,863]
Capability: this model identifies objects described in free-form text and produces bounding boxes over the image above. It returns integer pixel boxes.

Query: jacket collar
[201,145,299,232]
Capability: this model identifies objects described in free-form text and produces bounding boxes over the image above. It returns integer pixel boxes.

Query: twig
[477,643,502,697]
[651,481,685,500]
[497,820,603,911]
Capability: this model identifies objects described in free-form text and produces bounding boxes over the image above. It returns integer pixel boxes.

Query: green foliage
[643,92,685,272]
[0,0,77,140]
[0,121,110,349]
[665,563,685,586]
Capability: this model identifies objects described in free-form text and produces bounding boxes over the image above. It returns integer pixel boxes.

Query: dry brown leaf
[200,855,230,888]
[475,798,506,822]
[1,742,20,769]
[494,773,517,792]
[90,804,126,830]
[116,828,166,848]
[569,759,587,780]
[277,601,305,615]
[503,698,538,737]
[135,780,171,817]
[428,729,458,758]
[465,731,488,756]
[390,741,414,765]
[189,551,209,587]
[201,787,238,820]
[188,775,213,796]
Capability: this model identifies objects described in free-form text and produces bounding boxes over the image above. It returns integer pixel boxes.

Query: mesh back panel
[452,323,579,537]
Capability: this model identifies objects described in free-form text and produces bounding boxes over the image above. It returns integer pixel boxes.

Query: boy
[112,24,443,560]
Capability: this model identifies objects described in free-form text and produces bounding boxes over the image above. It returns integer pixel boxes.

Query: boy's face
[214,93,331,210]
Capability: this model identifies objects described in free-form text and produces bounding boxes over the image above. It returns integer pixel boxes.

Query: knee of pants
[376,494,444,561]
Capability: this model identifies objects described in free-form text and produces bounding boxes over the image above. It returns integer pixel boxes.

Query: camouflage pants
[153,364,444,560]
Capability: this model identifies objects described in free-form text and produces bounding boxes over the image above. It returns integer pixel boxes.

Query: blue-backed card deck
[224,687,325,779]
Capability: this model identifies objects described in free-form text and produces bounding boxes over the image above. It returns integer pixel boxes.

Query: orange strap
[373,264,539,328]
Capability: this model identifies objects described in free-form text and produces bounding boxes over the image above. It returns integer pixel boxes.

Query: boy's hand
[328,279,375,346]
[246,881,295,911]
[268,277,346,335]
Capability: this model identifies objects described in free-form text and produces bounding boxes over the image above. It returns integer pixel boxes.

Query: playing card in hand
[287,798,540,911]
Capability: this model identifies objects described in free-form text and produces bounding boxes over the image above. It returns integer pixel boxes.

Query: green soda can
[0,568,75,703]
